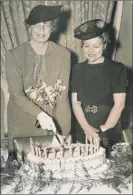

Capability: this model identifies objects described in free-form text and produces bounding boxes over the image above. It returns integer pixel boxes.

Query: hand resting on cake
[72,93,100,151]
[85,125,99,139]
[85,127,100,152]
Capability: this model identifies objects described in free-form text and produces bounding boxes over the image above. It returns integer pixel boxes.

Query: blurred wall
[115,1,132,68]
[114,1,132,128]
[1,88,5,139]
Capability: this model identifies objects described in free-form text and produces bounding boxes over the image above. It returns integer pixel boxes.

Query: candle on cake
[30,137,35,155]
[94,137,99,153]
[69,145,73,157]
[86,144,88,155]
[52,148,56,159]
[77,143,80,156]
[35,141,39,156]
[85,135,88,155]
[60,146,64,158]
[97,137,100,151]
[37,142,41,157]
[90,143,92,154]
[44,147,47,159]
[93,143,96,153]
[85,135,88,145]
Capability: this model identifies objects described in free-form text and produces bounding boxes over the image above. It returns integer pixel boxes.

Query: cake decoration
[1,142,132,194]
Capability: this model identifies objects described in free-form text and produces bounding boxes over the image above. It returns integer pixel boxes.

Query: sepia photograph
[1,0,132,194]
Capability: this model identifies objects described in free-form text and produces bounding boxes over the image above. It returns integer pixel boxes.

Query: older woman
[6,5,71,153]
[71,19,127,153]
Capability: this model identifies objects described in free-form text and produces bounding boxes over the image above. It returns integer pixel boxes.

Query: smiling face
[82,36,106,64]
[29,21,52,43]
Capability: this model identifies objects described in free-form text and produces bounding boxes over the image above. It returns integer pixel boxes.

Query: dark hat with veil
[74,19,108,40]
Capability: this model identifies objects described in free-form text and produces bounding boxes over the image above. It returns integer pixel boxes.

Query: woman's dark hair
[24,17,59,33]
[99,32,109,45]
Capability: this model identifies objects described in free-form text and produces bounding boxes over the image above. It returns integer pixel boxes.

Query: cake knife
[35,120,64,149]
[54,133,65,149]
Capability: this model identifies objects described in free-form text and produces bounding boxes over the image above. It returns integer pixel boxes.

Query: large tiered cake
[1,140,132,194]
[25,136,107,179]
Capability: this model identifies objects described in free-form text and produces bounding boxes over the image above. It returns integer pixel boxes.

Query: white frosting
[27,144,106,179]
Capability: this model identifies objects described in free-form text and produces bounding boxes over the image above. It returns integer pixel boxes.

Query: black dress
[71,58,127,150]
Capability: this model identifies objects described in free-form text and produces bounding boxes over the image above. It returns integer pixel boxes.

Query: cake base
[27,145,106,180]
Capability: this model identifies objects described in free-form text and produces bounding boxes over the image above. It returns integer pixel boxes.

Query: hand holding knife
[35,119,64,149]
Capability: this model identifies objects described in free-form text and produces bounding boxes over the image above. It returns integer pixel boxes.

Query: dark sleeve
[111,63,127,93]
[71,64,80,93]
[5,50,42,117]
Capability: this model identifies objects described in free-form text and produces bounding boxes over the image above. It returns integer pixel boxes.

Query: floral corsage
[25,79,66,109]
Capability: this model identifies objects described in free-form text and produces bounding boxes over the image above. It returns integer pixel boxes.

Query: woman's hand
[100,125,108,132]
[37,112,56,133]
[84,126,99,142]
[85,126,100,152]
[85,125,99,136]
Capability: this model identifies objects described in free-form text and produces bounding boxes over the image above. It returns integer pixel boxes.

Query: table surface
[1,144,132,194]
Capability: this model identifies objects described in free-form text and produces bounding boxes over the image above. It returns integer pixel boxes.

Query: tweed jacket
[6,41,71,151]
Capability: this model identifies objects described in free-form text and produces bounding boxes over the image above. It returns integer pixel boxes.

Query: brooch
[85,105,98,114]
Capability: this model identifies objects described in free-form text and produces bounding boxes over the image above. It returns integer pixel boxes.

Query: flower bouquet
[25,79,66,109]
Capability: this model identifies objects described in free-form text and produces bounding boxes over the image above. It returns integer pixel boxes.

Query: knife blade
[54,133,64,149]
[35,120,64,148]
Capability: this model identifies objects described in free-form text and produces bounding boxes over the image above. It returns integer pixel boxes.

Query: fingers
[49,121,56,133]
[97,136,100,151]
[89,136,93,154]
[86,132,100,153]
[89,135,93,145]
[85,134,88,145]
[47,120,56,132]
[95,128,100,133]
[38,116,56,132]
[92,136,96,153]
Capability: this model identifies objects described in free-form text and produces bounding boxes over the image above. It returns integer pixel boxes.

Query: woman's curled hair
[50,17,59,32]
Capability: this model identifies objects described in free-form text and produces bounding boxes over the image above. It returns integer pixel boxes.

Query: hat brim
[25,5,62,25]
[74,19,107,40]
[74,29,104,40]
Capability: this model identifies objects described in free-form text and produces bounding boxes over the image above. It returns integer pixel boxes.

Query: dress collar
[27,40,53,57]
